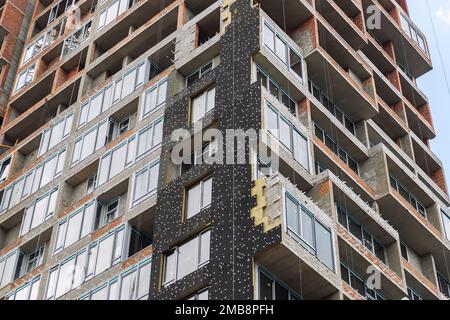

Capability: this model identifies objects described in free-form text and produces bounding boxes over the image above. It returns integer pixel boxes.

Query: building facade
[0,0,449,300]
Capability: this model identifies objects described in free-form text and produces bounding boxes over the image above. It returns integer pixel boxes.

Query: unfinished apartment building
[0,0,449,301]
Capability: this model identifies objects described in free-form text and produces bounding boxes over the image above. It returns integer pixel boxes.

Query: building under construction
[0,0,449,300]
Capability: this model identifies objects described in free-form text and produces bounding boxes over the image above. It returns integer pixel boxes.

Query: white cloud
[437,6,450,25]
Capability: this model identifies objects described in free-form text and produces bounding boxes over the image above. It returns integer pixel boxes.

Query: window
[438,274,450,298]
[308,81,355,135]
[118,118,130,135]
[185,176,212,219]
[39,113,73,156]
[6,276,41,300]
[263,21,304,81]
[285,194,334,270]
[0,156,11,183]
[257,266,301,300]
[191,86,215,124]
[441,210,450,242]
[336,204,385,263]
[399,13,429,57]
[46,249,88,299]
[163,229,211,286]
[22,245,45,275]
[97,0,139,30]
[101,198,119,227]
[88,226,125,277]
[22,18,67,65]
[78,60,155,128]
[54,201,97,254]
[340,263,385,300]
[86,175,97,195]
[264,102,309,171]
[407,286,422,300]
[72,118,114,166]
[0,148,66,213]
[47,225,127,299]
[314,124,359,175]
[186,288,209,300]
[62,21,92,57]
[390,175,427,218]
[136,118,164,158]
[255,65,297,115]
[142,78,168,118]
[400,242,409,261]
[186,61,214,86]
[80,258,151,300]
[131,161,159,207]
[97,136,136,186]
[15,63,36,93]
[0,250,23,288]
[181,142,217,174]
[48,0,74,24]
[21,188,58,236]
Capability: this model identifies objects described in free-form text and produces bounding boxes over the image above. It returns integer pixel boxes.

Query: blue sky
[407,0,450,189]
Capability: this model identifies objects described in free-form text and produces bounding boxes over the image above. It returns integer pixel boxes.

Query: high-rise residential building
[0,0,449,301]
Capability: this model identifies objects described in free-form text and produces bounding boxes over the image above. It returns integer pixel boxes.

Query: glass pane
[301,209,314,247]
[157,81,167,106]
[202,178,212,209]
[96,235,114,275]
[40,130,51,155]
[265,105,278,137]
[315,221,334,270]
[286,196,299,235]
[186,183,201,219]
[258,271,273,300]
[293,130,308,170]
[81,129,97,161]
[81,203,95,238]
[31,195,49,230]
[120,270,137,300]
[163,251,175,283]
[144,87,157,115]
[263,24,275,51]
[275,36,287,63]
[65,211,83,247]
[88,92,103,123]
[191,93,205,123]
[206,87,215,113]
[199,230,211,265]
[91,286,108,300]
[153,120,163,146]
[109,144,127,178]
[279,118,291,150]
[148,163,159,193]
[177,238,198,279]
[122,69,137,98]
[137,262,151,299]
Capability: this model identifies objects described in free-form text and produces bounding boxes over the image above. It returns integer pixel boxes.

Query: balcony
[362,0,432,78]
[315,0,367,50]
[362,145,450,260]
[252,173,341,299]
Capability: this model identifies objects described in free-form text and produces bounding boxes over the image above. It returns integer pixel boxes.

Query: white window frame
[162,229,211,286]
[0,148,66,214]
[53,200,98,254]
[141,78,168,119]
[190,86,216,124]
[15,63,36,94]
[264,101,310,171]
[39,113,73,156]
[185,176,213,220]
[130,160,159,207]
[20,187,59,236]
